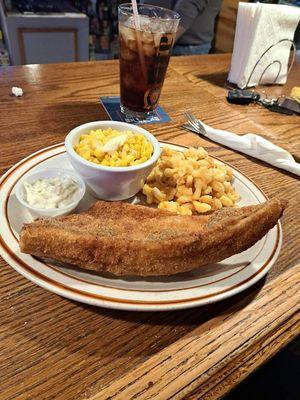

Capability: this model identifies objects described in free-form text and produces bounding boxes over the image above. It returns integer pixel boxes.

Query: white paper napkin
[229,3,300,88]
[199,122,300,177]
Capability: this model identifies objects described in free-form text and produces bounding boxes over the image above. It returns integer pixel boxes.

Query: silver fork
[182,111,207,137]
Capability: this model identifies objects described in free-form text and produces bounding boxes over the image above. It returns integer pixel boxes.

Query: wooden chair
[213,0,249,53]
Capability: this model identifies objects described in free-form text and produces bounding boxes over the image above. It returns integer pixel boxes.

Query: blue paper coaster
[100,96,171,125]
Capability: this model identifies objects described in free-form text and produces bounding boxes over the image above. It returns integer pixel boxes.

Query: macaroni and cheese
[142,147,239,215]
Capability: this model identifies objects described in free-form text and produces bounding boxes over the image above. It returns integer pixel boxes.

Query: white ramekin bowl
[15,168,86,218]
[65,121,161,201]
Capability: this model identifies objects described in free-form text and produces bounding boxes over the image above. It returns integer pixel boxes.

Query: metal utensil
[182,111,300,177]
[183,111,207,136]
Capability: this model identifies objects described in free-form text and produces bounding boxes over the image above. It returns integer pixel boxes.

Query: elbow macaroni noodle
[142,147,239,215]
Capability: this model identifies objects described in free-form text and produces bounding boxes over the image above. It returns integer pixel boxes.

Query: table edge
[88,265,300,399]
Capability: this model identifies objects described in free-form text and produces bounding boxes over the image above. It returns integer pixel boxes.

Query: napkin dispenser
[228,3,300,89]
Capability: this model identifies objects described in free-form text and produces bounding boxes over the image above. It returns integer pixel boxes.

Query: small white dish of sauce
[15,168,86,217]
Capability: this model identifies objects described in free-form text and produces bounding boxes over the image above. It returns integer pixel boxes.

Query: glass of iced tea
[118,4,180,121]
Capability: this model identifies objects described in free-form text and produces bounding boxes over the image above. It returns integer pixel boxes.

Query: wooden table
[170,53,300,158]
[0,55,299,400]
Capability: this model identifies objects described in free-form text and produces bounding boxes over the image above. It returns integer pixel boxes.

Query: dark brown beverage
[118,4,180,120]
[119,24,176,115]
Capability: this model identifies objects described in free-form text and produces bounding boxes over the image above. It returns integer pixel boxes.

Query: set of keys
[227,89,300,115]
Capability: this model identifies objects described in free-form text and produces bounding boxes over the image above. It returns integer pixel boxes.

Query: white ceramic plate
[0,142,282,311]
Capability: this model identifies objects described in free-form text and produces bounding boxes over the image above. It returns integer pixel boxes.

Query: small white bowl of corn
[65,121,161,200]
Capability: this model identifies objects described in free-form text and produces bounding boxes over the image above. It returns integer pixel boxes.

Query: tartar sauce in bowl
[24,177,79,209]
[16,168,86,217]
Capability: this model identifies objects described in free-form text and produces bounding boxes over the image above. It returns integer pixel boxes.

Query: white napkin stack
[198,122,300,177]
[228,3,300,89]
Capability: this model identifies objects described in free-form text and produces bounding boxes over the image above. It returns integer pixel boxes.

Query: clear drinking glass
[118,3,180,121]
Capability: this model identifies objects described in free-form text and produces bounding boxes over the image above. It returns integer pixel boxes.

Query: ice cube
[164,21,176,33]
[153,33,162,48]
[141,32,154,45]
[120,48,136,61]
[119,25,136,45]
[124,16,136,29]
[128,39,138,52]
[143,44,156,57]
[137,16,152,32]
[123,15,176,35]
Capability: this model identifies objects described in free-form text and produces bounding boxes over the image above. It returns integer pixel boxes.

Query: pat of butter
[102,134,128,153]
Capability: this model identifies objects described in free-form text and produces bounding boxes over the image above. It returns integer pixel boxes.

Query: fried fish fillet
[20,198,285,276]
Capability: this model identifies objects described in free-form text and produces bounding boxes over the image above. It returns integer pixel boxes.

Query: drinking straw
[131,0,147,80]
[131,0,140,30]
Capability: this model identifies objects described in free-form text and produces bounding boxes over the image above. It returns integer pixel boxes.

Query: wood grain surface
[170,53,300,158]
[0,56,299,400]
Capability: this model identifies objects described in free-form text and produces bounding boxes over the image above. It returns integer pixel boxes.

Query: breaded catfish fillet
[20,198,285,276]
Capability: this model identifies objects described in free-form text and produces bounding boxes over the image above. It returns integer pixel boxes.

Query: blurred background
[0,0,299,66]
